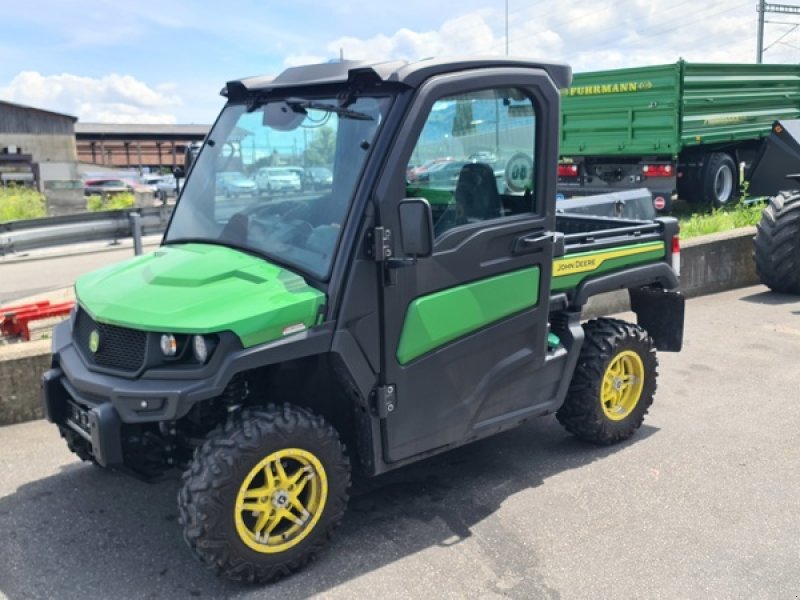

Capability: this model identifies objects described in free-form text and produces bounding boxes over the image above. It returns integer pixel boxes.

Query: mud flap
[629,287,685,352]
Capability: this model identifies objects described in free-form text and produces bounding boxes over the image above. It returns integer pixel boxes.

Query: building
[0,100,79,188]
[75,123,209,171]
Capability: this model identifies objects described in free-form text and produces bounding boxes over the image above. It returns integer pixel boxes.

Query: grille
[74,308,147,373]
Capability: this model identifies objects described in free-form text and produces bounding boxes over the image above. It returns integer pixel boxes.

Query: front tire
[178,404,350,583]
[557,318,657,445]
[754,191,800,294]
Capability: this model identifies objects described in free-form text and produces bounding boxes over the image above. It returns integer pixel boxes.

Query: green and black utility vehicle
[42,57,684,583]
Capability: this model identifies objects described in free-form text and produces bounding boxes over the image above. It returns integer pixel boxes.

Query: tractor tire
[178,404,350,584]
[557,318,658,445]
[703,152,738,208]
[754,191,800,294]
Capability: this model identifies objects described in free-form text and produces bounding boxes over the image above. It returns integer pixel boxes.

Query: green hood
[75,243,326,348]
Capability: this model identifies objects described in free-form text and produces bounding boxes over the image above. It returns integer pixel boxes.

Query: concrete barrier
[0,340,50,425]
[0,227,763,427]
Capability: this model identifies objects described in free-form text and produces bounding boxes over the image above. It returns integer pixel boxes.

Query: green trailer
[558,60,800,209]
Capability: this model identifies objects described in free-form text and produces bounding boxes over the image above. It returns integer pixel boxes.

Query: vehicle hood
[75,243,326,348]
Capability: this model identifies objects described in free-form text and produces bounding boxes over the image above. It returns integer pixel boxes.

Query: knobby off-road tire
[557,318,658,445]
[178,404,351,584]
[754,191,800,294]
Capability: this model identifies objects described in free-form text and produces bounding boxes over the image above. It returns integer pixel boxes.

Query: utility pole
[757,0,766,63]
[506,0,510,56]
[757,2,800,63]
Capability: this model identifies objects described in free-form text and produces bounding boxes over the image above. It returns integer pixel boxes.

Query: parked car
[138,175,165,194]
[285,167,307,190]
[216,171,258,198]
[255,167,302,195]
[415,160,466,186]
[305,166,333,190]
[83,178,148,196]
[407,157,456,181]
[156,175,183,201]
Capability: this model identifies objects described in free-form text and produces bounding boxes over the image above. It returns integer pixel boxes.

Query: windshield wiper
[285,97,374,121]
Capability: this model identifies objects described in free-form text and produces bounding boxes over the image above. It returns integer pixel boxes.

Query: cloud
[0,71,182,123]
[283,2,798,76]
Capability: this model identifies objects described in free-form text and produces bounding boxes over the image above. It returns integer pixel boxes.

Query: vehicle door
[375,69,560,462]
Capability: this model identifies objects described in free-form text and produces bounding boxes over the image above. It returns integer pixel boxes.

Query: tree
[452,99,475,137]
[304,127,336,166]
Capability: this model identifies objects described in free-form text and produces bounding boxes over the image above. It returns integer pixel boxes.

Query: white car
[255,167,302,195]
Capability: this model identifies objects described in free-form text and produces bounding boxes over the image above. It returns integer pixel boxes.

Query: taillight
[642,164,674,177]
[558,163,579,177]
[671,235,681,277]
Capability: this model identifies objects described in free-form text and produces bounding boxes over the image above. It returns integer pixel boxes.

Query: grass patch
[678,200,765,239]
[86,192,135,211]
[0,185,47,223]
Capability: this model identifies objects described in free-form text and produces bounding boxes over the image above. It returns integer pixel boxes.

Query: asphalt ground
[0,285,798,599]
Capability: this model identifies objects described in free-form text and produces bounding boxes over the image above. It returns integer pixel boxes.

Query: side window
[406,88,537,238]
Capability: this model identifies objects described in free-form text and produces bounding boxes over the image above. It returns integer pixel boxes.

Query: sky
[1,0,798,125]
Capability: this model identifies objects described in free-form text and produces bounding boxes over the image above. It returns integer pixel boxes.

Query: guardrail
[0,206,173,256]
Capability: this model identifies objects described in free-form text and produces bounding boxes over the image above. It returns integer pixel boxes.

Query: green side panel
[681,63,800,147]
[560,63,681,157]
[561,61,800,157]
[551,241,665,292]
[396,267,540,365]
[75,243,325,348]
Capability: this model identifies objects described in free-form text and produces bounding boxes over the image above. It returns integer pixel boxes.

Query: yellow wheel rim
[234,448,328,554]
[601,350,645,421]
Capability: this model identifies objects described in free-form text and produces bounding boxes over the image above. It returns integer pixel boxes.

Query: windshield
[165,95,391,279]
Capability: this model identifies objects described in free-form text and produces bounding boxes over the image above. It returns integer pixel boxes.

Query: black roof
[225,56,572,100]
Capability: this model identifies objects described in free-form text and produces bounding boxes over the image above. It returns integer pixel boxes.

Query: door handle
[513,231,564,256]
[513,232,551,255]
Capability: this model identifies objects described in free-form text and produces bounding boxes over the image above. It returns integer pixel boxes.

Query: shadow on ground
[0,418,656,599]
[739,290,799,306]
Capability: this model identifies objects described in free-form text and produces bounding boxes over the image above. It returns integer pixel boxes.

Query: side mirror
[398,198,434,258]
[173,166,185,179]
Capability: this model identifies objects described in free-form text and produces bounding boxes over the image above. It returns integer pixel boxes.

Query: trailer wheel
[703,153,738,207]
[178,404,350,583]
[557,318,657,445]
[754,191,800,294]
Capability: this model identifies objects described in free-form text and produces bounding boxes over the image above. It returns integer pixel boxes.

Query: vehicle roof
[224,56,572,100]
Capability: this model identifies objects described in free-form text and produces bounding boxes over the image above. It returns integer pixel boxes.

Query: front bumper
[40,319,234,467]
[40,318,336,467]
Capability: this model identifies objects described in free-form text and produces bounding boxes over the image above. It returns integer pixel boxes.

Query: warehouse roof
[75,123,210,136]
[0,99,77,122]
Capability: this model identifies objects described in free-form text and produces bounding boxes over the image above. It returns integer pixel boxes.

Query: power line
[758,2,800,62]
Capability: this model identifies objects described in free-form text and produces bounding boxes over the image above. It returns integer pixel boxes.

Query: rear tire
[557,318,657,445]
[754,191,800,294]
[178,404,350,584]
[703,153,738,208]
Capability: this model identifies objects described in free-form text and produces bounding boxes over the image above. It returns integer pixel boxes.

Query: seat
[454,162,502,223]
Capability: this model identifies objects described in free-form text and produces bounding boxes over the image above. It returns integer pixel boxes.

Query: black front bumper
[42,368,124,467]
[40,319,234,468]
[41,317,336,468]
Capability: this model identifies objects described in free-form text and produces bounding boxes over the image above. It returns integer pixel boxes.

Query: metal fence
[0,206,173,257]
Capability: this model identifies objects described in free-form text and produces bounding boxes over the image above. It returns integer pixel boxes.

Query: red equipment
[1,300,75,341]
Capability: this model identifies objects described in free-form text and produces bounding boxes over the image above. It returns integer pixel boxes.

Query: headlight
[192,335,208,363]
[160,334,177,357]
